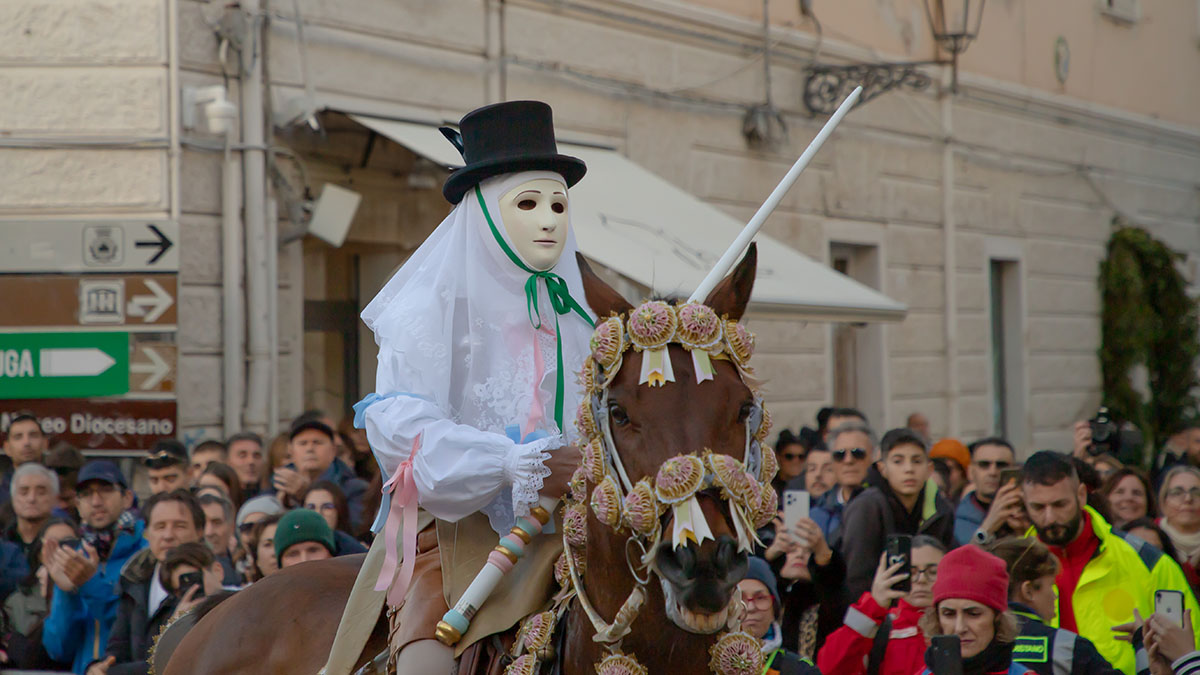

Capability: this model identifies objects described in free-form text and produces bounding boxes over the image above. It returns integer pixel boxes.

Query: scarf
[924,639,1014,675]
[1161,519,1200,564]
[80,510,136,561]
[1046,509,1098,632]
[761,622,783,654]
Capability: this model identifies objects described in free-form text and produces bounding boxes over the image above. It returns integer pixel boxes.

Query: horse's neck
[565,525,714,674]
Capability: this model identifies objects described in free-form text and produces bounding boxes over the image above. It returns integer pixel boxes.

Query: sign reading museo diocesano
[0,400,177,456]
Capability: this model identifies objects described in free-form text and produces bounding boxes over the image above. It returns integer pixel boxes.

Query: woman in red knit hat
[916,545,1031,675]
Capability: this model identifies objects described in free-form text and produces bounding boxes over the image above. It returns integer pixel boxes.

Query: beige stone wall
[693,0,1200,127]
[234,0,1200,456]
[0,0,169,213]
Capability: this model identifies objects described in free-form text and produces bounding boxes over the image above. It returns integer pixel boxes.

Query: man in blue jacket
[42,461,147,674]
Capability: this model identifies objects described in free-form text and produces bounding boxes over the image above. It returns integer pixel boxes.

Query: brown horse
[561,246,760,673]
[161,246,763,674]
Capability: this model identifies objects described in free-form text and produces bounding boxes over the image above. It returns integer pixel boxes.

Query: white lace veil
[362,170,595,442]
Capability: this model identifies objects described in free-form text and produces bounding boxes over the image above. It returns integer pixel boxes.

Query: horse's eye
[737,401,755,424]
[609,403,630,427]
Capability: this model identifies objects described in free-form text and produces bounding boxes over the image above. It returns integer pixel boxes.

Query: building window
[831,242,885,427]
[988,258,1025,442]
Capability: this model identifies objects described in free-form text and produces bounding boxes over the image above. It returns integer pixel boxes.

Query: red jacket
[817,592,926,675]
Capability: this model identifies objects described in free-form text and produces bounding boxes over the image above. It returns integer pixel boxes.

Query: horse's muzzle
[654,535,748,634]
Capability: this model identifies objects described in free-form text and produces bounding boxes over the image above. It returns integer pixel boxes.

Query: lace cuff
[506,434,560,519]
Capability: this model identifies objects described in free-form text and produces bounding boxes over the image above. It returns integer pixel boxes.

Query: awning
[347,114,907,322]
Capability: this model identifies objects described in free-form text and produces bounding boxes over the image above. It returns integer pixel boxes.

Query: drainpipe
[266,197,280,436]
[242,0,271,434]
[221,135,245,437]
[167,0,180,223]
[941,73,959,438]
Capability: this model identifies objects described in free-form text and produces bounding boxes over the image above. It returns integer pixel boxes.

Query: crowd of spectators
[749,407,1200,675]
[0,409,378,674]
[7,399,1200,674]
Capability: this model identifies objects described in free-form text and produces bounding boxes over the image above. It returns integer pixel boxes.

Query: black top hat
[440,101,587,204]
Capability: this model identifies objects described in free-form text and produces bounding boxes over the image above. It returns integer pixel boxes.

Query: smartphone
[886,534,912,593]
[783,489,810,533]
[177,571,205,598]
[1156,590,1185,627]
[930,635,964,675]
[999,468,1023,489]
[59,537,82,551]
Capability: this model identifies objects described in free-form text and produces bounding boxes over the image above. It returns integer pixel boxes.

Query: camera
[1088,407,1117,456]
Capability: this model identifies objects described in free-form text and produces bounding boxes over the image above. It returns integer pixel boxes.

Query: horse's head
[571,245,777,636]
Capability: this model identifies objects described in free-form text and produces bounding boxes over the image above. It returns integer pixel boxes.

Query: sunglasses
[143,451,185,470]
[832,447,869,462]
[238,522,257,534]
[975,460,1011,470]
[781,452,805,461]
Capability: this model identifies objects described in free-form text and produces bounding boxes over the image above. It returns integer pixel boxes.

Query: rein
[505,301,779,675]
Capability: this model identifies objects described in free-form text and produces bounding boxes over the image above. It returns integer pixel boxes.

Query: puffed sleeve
[361,347,556,526]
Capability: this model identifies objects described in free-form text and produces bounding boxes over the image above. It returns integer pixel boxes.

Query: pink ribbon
[523,323,555,439]
[377,434,421,606]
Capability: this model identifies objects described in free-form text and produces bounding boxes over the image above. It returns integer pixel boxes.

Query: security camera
[183,85,238,136]
[204,96,237,135]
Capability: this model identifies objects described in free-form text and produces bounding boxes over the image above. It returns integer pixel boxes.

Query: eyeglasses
[781,453,805,461]
[1167,487,1200,501]
[832,448,869,462]
[910,565,938,582]
[77,484,119,499]
[740,593,774,609]
[975,460,1012,470]
[306,502,337,512]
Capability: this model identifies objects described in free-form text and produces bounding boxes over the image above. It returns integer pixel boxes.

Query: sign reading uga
[0,399,177,455]
[0,332,128,399]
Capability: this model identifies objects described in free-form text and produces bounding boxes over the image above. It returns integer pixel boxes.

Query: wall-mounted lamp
[802,0,986,115]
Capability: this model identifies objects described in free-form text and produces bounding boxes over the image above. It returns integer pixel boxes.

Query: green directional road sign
[0,332,129,399]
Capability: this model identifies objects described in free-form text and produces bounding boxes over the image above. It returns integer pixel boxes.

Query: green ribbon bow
[475,186,595,431]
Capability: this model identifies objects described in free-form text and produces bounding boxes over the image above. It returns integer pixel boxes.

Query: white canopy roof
[348,114,907,322]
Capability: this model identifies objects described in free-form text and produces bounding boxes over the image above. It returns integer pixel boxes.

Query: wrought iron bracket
[802,61,943,116]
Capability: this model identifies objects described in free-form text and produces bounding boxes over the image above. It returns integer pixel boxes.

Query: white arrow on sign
[39,348,116,377]
[126,280,173,323]
[130,346,170,390]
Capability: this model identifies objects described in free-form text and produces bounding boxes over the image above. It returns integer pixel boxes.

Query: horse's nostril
[714,537,735,575]
[676,542,697,577]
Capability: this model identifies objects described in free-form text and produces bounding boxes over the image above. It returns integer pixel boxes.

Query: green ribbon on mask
[475,185,595,432]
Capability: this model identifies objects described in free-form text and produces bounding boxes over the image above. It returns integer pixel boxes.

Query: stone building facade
[4,0,1199,455]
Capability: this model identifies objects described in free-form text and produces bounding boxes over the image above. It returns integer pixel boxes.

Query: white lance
[688,85,863,303]
[435,85,863,647]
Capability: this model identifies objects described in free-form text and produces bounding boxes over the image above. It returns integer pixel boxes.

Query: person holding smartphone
[817,535,946,675]
[917,545,1031,675]
[86,490,206,675]
[955,437,1021,547]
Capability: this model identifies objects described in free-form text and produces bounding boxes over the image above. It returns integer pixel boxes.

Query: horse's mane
[193,590,237,621]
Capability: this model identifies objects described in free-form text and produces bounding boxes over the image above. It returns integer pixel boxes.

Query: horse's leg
[391,638,455,674]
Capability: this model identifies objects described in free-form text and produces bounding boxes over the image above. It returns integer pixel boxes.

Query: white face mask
[498,178,569,271]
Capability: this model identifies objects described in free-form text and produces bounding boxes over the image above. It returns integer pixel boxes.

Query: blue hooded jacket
[42,520,147,675]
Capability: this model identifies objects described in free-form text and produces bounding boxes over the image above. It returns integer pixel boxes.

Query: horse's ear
[703,243,756,321]
[577,252,634,317]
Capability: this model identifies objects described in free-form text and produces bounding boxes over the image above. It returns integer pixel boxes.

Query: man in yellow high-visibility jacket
[1019,450,1200,675]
